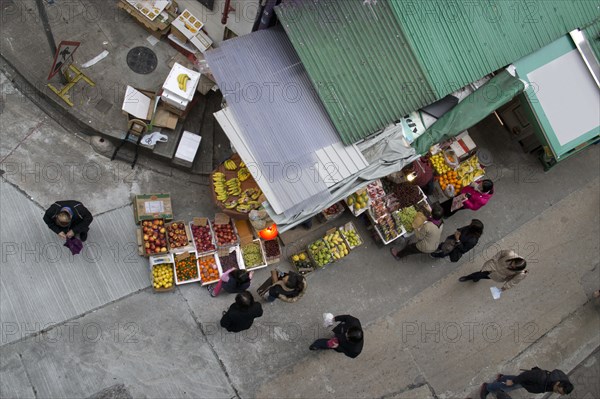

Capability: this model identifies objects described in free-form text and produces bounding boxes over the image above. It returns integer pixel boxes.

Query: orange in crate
[439,170,462,192]
[199,255,219,284]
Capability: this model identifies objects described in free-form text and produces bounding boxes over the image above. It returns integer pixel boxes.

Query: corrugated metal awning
[206,28,369,217]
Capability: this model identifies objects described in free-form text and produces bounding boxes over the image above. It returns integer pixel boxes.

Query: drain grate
[126,47,158,75]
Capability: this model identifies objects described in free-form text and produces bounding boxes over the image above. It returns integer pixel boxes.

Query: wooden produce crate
[307,238,333,268]
[320,202,345,222]
[262,239,281,265]
[137,218,168,257]
[290,251,315,275]
[339,221,363,250]
[166,220,194,253]
[213,213,241,248]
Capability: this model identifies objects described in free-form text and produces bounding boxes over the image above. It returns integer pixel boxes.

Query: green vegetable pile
[394,206,417,233]
[242,243,263,268]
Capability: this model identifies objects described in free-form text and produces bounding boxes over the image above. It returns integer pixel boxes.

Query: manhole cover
[126,47,157,74]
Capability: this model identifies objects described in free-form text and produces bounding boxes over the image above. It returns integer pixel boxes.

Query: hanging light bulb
[259,224,278,240]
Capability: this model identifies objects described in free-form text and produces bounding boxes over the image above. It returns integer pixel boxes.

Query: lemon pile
[152,264,174,289]
[430,153,452,175]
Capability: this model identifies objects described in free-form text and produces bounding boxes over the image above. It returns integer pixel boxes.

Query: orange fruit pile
[199,256,219,284]
[439,170,462,192]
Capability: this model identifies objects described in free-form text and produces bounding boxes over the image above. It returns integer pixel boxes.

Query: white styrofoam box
[171,9,204,40]
[162,63,201,101]
[161,90,188,111]
[190,30,213,53]
[174,131,202,164]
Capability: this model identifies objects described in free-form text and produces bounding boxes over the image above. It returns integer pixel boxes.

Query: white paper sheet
[122,86,151,120]
[490,286,502,300]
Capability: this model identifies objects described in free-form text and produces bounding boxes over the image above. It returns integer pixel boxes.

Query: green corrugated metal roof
[582,18,600,61]
[275,0,600,145]
[276,0,436,145]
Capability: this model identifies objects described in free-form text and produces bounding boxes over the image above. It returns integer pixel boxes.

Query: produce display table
[210,153,264,220]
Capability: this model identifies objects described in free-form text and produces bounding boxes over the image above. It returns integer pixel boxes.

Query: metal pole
[34,0,67,84]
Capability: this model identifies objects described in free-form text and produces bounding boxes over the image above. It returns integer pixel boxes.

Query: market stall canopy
[412,71,525,155]
[205,27,369,218]
[275,0,600,145]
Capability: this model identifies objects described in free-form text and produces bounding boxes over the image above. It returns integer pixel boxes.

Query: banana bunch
[224,199,238,209]
[226,178,241,196]
[457,156,484,186]
[239,161,245,168]
[238,167,250,182]
[236,201,259,213]
[238,188,261,204]
[213,172,228,202]
[224,159,237,171]
[177,74,190,91]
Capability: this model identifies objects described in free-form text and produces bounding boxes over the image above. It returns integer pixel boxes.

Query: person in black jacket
[220,291,263,333]
[430,219,483,262]
[480,367,574,398]
[309,314,363,358]
[43,200,93,242]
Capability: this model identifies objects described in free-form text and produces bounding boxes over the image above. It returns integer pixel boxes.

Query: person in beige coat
[391,203,444,259]
[458,249,527,291]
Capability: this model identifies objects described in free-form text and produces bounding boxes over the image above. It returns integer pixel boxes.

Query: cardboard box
[198,252,222,286]
[171,9,204,40]
[136,219,169,257]
[170,26,188,43]
[449,131,476,161]
[173,131,202,167]
[122,86,178,129]
[234,219,254,245]
[161,89,188,111]
[133,193,173,223]
[162,63,201,102]
[189,30,213,53]
[213,213,240,248]
[149,253,175,292]
[166,220,193,253]
[339,221,363,250]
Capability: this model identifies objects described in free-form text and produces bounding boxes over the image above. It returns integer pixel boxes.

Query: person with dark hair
[441,179,494,217]
[310,314,363,358]
[219,291,263,333]
[43,200,93,242]
[207,269,253,297]
[459,250,528,291]
[480,367,574,398]
[431,219,484,262]
[264,270,307,303]
[390,203,444,259]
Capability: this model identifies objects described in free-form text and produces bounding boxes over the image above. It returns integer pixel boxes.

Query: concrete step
[191,91,221,175]
[152,120,184,160]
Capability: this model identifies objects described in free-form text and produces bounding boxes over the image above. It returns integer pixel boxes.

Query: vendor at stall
[409,157,434,195]
[441,179,494,217]
[390,203,444,259]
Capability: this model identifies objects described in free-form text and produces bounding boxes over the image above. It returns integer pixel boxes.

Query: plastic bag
[141,132,168,146]
[323,313,334,328]
[490,286,502,300]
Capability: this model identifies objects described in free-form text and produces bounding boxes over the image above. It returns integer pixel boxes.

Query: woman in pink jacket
[441,179,494,217]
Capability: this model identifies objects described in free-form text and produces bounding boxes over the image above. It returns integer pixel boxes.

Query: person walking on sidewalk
[310,314,363,358]
[43,200,93,242]
[431,219,484,262]
[459,249,527,291]
[220,291,263,333]
[390,204,444,259]
[480,367,574,398]
[441,179,494,218]
[207,269,253,297]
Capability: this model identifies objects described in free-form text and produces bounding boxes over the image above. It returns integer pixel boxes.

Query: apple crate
[137,218,169,257]
[241,239,268,271]
[173,249,202,285]
[339,221,363,250]
[149,253,175,293]
[189,219,217,256]
[307,238,333,268]
[198,252,223,286]
[213,219,241,248]
[262,239,281,265]
[166,220,193,253]
[320,202,345,222]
